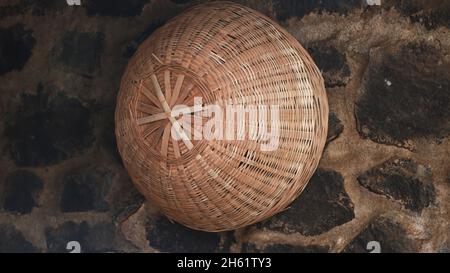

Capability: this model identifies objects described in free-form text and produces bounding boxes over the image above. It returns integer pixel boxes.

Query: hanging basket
[115,1,328,232]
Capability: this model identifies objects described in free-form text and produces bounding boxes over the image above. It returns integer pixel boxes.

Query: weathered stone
[219,232,236,253]
[45,221,118,253]
[0,224,37,253]
[308,44,351,88]
[343,217,419,253]
[0,24,35,76]
[327,113,344,143]
[439,235,450,253]
[112,181,145,222]
[260,169,354,236]
[395,0,450,30]
[358,157,436,213]
[4,84,94,166]
[273,0,360,21]
[123,19,166,58]
[355,42,450,150]
[0,3,27,19]
[146,216,222,252]
[170,0,195,4]
[60,166,112,212]
[84,0,149,17]
[243,243,329,253]
[100,107,123,164]
[52,31,104,76]
[2,170,43,214]
[23,0,67,16]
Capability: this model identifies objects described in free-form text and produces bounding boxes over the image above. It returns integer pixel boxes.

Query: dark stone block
[0,24,35,76]
[22,0,67,16]
[4,84,94,167]
[60,166,112,212]
[308,45,351,88]
[112,181,145,222]
[45,221,118,253]
[327,112,344,143]
[2,170,43,214]
[358,157,436,213]
[273,0,360,21]
[343,217,419,253]
[99,105,124,165]
[52,31,104,76]
[439,234,450,253]
[171,0,195,4]
[243,243,329,253]
[84,0,149,17]
[395,0,450,30]
[146,217,222,252]
[123,19,166,58]
[219,232,236,253]
[0,3,27,19]
[0,224,37,253]
[355,42,450,150]
[260,169,354,236]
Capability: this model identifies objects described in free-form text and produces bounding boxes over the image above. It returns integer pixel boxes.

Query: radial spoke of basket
[176,82,195,105]
[172,105,214,116]
[170,74,185,106]
[160,123,172,156]
[169,116,194,150]
[136,112,167,125]
[164,70,172,103]
[151,74,172,113]
[153,121,167,145]
[142,120,164,138]
[140,81,161,107]
[137,102,161,115]
[138,105,214,126]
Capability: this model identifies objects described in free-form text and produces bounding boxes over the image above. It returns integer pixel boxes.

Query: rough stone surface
[51,31,104,76]
[0,3,27,19]
[0,24,35,76]
[4,84,94,167]
[2,170,43,214]
[112,186,145,222]
[146,216,225,253]
[343,217,420,253]
[308,44,351,88]
[395,0,450,30]
[327,112,344,143]
[273,0,361,21]
[358,157,436,213]
[355,42,450,150]
[23,0,67,16]
[45,221,120,253]
[60,166,112,213]
[243,243,329,253]
[0,224,37,253]
[259,169,355,236]
[84,0,150,17]
[122,20,166,58]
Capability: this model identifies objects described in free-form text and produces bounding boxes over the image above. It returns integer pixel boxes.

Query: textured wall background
[0,0,449,253]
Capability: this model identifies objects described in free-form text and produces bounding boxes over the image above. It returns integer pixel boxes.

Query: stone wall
[0,0,449,253]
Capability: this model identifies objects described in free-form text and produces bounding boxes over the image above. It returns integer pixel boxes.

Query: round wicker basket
[115,1,328,232]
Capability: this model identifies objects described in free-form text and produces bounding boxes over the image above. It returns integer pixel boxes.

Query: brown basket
[115,1,328,232]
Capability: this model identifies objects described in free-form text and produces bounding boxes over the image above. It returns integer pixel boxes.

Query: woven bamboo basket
[115,1,328,232]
